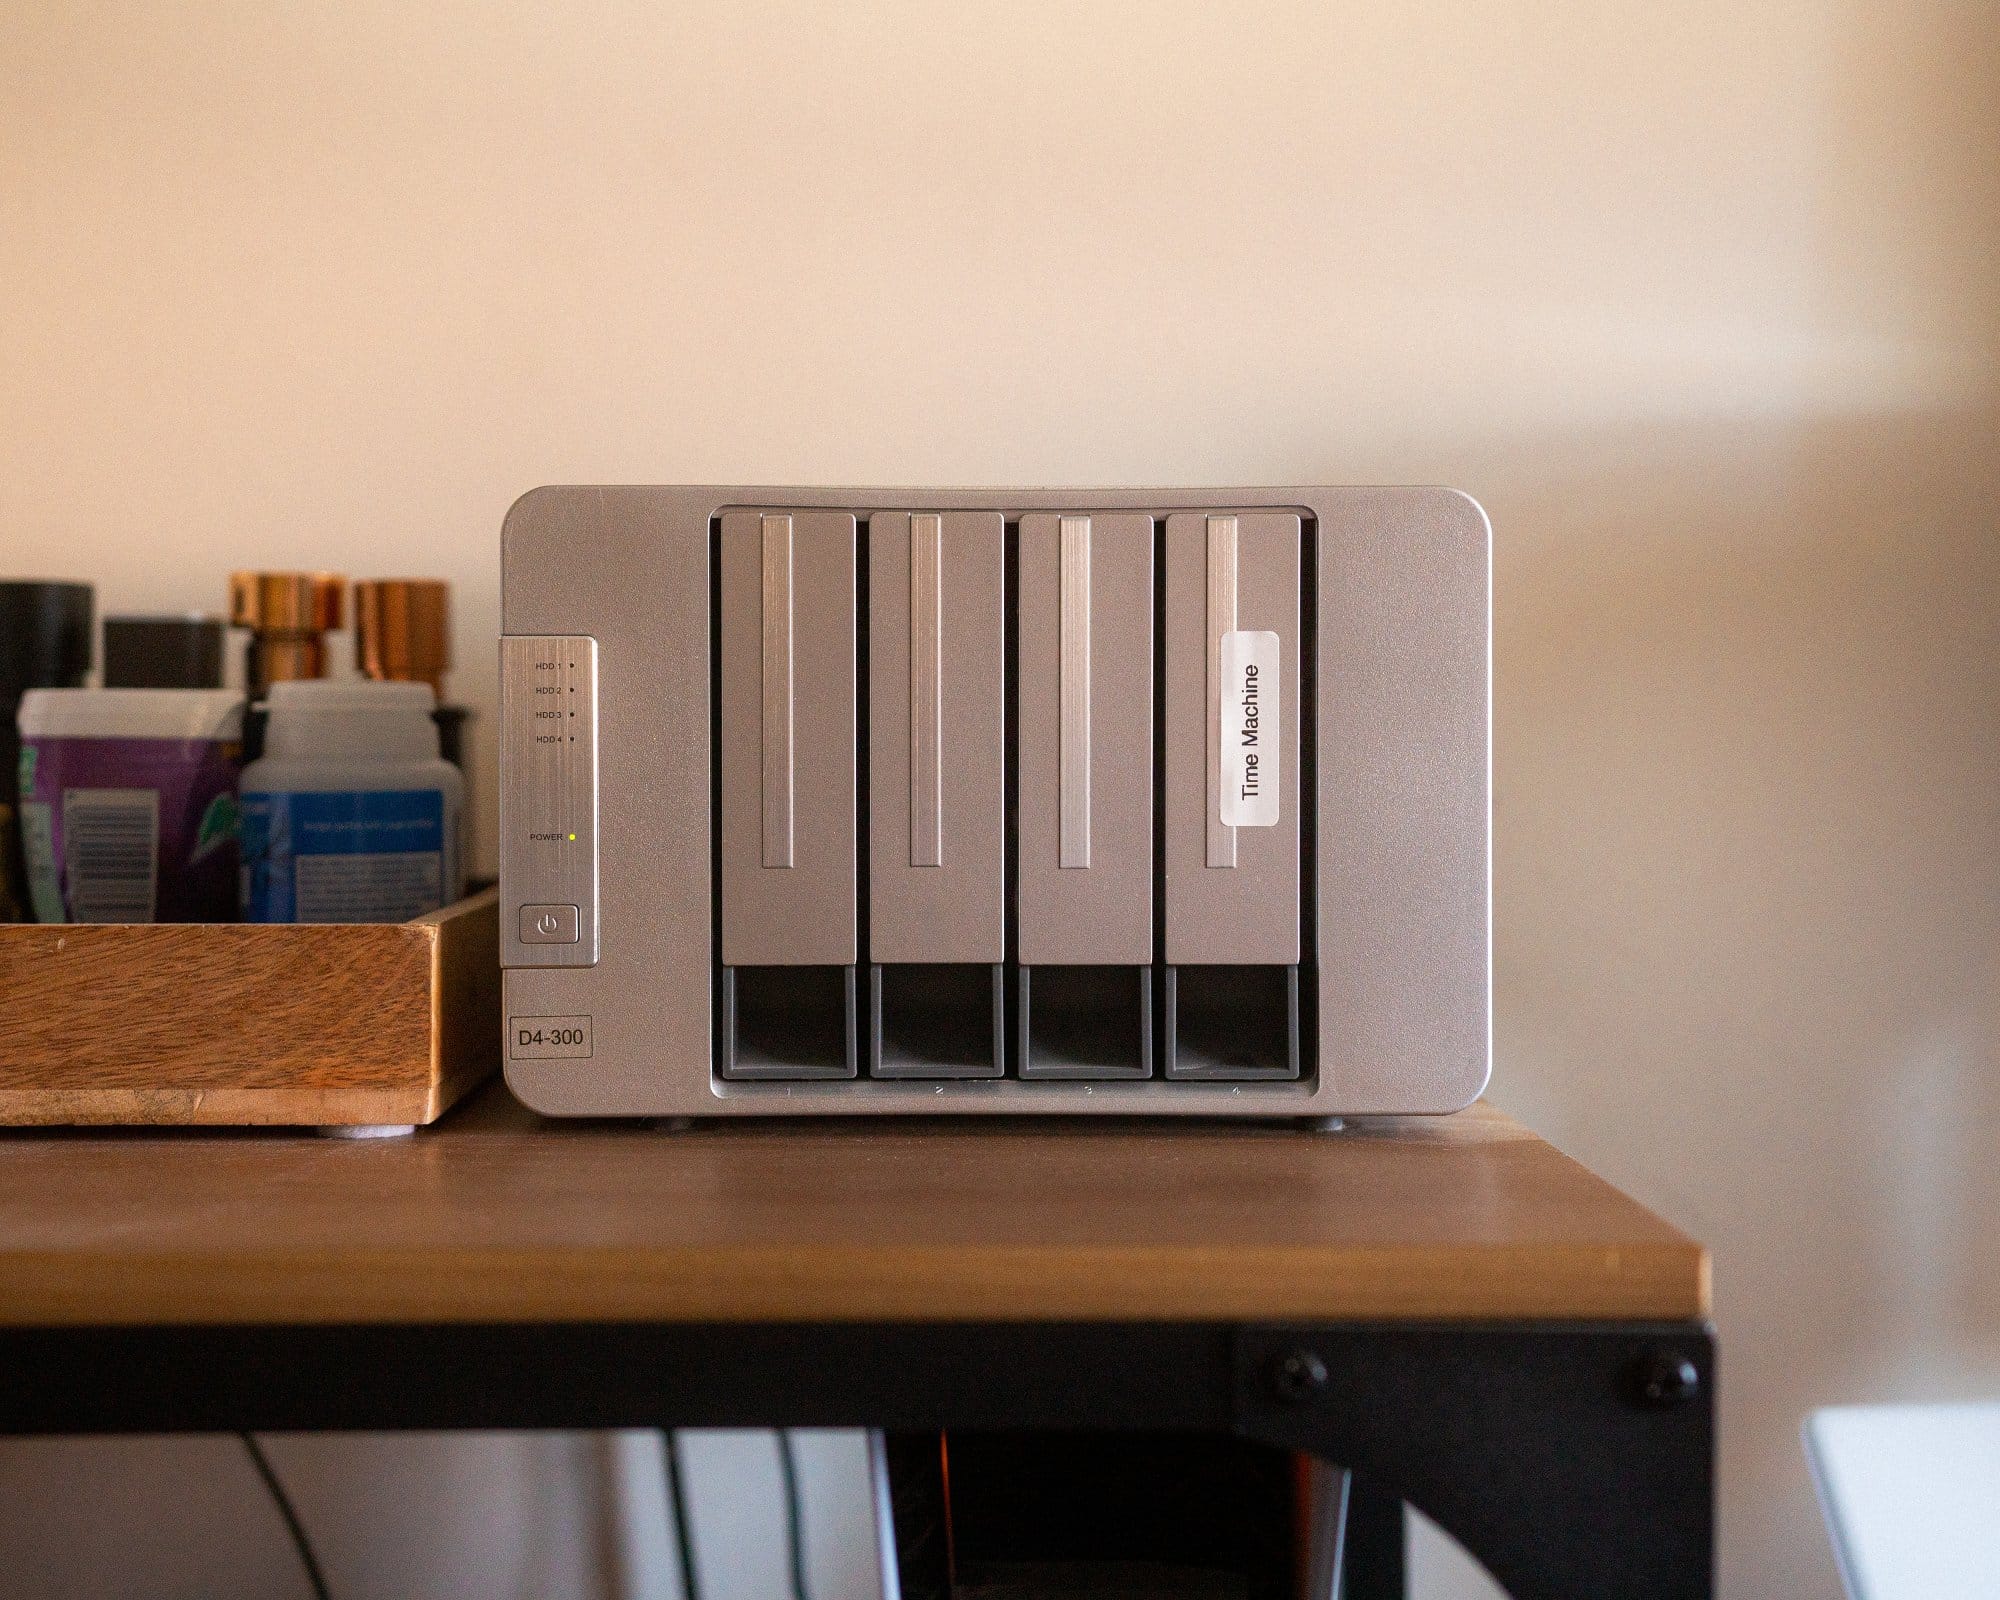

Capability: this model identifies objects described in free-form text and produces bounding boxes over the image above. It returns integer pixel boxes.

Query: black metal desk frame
[0,1316,1714,1599]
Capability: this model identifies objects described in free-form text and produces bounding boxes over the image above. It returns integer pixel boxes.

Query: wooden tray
[0,888,499,1128]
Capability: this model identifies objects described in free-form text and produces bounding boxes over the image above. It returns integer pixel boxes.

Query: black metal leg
[1237,1325,1714,1600]
[1339,1474,1406,1600]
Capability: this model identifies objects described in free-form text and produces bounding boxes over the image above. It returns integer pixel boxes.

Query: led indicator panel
[500,634,599,967]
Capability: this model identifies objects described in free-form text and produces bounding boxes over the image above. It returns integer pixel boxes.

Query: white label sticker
[1220,630,1280,828]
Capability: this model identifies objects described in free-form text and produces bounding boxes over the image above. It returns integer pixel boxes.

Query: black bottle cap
[0,581,93,699]
[103,614,225,690]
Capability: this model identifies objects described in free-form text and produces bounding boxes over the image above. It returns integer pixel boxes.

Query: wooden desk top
[0,1088,1707,1328]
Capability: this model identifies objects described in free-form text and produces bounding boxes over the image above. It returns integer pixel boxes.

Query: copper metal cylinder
[354,579,451,695]
[228,571,346,697]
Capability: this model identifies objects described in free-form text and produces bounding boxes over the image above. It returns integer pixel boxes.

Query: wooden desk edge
[0,1238,1711,1329]
[0,1093,1711,1329]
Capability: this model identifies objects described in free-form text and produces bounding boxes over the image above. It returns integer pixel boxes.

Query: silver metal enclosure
[500,486,1490,1118]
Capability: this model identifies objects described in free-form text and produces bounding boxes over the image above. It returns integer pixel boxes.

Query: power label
[1219,629,1280,828]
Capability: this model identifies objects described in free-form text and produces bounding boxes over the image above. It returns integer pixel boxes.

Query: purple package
[16,689,244,923]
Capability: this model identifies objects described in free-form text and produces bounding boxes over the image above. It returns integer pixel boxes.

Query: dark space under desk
[0,1086,1713,1599]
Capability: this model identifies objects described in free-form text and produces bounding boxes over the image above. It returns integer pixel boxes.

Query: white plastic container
[239,680,464,923]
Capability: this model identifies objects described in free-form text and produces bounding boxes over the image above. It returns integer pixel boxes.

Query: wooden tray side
[423,889,502,1123]
[0,890,498,1126]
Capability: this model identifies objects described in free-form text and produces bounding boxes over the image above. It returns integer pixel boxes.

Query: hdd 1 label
[510,1015,593,1059]
[1220,629,1280,828]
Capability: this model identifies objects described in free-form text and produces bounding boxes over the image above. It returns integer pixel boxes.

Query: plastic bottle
[239,679,464,923]
[16,686,243,923]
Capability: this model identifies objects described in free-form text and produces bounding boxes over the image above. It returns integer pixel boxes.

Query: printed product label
[61,788,160,922]
[509,1016,594,1060]
[20,735,240,923]
[241,789,446,923]
[1219,629,1281,829]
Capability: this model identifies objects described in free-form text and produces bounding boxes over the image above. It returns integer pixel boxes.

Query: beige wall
[4,3,1998,1594]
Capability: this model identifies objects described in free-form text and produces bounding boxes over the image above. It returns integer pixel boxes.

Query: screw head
[1269,1348,1330,1405]
[1629,1350,1700,1409]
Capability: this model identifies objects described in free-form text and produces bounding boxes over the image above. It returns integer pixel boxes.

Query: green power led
[567,832,576,841]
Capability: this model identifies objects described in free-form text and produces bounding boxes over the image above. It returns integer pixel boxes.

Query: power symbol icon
[519,904,580,945]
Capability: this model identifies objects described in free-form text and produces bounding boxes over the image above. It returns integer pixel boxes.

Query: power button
[519,904,580,945]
